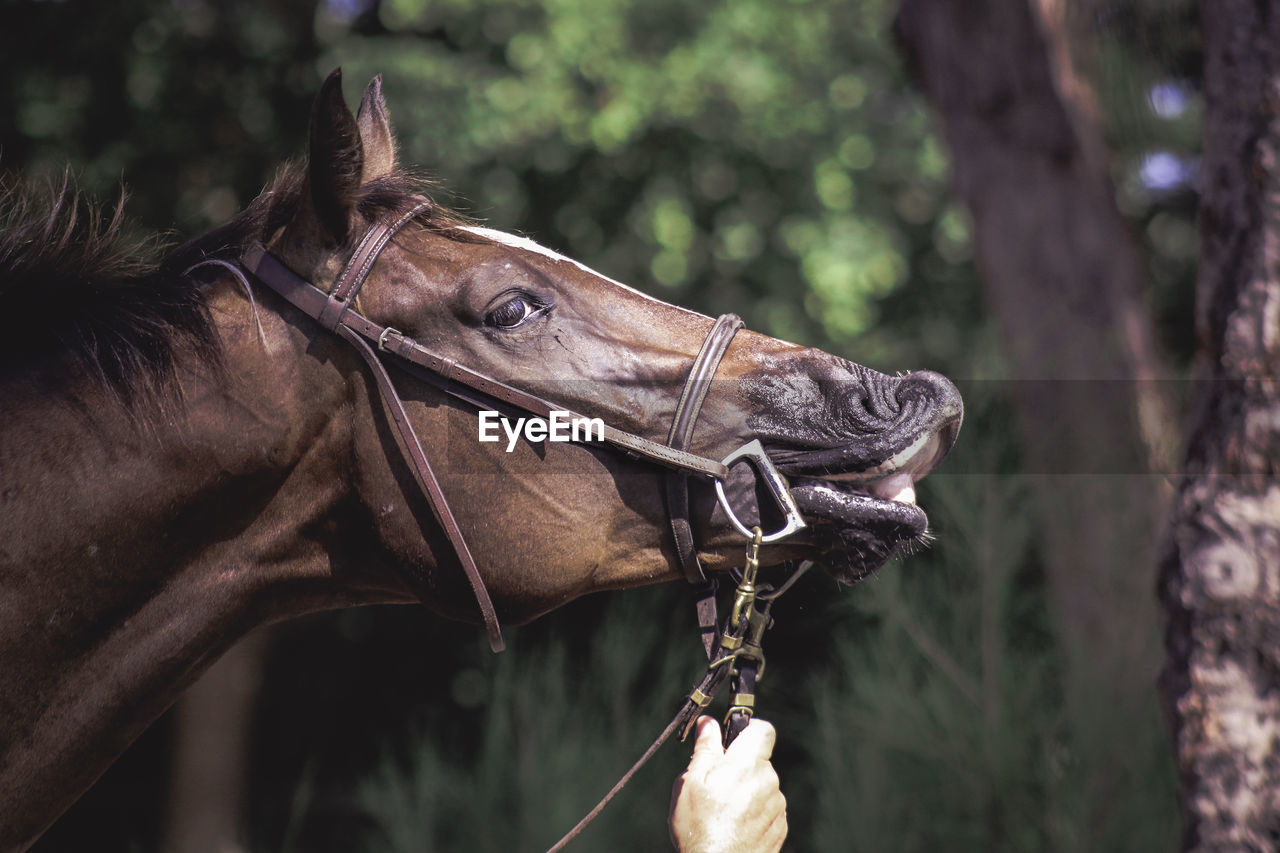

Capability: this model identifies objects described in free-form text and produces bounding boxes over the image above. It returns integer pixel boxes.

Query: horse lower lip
[790,479,927,531]
[789,479,930,586]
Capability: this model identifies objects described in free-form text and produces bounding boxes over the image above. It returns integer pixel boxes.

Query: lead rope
[720,530,768,746]
[546,532,814,852]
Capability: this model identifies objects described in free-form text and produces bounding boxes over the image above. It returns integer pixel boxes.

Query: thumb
[725,718,776,763]
[686,716,725,771]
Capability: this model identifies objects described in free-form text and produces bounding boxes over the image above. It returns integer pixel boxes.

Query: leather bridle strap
[241,246,730,484]
[338,323,505,652]
[243,204,505,652]
[237,206,750,654]
[321,203,430,330]
[664,313,744,586]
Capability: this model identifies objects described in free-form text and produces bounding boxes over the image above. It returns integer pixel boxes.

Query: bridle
[192,201,811,847]
[214,200,806,653]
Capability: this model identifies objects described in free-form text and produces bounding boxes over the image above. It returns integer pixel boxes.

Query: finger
[726,717,776,762]
[754,787,787,851]
[686,715,724,771]
[762,806,788,853]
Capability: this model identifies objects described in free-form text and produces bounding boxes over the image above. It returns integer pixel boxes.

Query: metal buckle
[713,439,807,542]
[378,326,401,352]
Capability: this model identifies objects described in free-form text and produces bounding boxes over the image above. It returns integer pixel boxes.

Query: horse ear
[307,68,363,243]
[356,75,398,182]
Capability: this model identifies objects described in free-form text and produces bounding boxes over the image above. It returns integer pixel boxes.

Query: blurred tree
[895,0,1179,846]
[160,632,267,853]
[1158,1,1280,847]
[320,0,983,369]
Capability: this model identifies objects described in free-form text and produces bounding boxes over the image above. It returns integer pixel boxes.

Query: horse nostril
[838,381,894,429]
[839,369,965,434]
[896,370,964,420]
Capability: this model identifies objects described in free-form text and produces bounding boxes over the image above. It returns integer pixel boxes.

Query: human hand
[668,716,787,853]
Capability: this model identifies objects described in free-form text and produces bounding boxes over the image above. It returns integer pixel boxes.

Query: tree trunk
[1158,2,1280,848]
[895,0,1176,845]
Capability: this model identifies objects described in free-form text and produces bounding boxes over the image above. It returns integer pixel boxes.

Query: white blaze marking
[460,225,702,319]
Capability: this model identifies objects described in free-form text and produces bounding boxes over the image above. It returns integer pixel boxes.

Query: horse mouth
[779,421,958,583]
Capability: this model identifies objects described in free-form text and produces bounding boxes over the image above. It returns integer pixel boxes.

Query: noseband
[213,203,804,652]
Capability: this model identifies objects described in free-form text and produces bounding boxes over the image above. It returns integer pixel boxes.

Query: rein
[545,534,814,853]
[192,204,812,846]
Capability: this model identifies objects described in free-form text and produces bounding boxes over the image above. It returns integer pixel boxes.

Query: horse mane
[0,164,469,407]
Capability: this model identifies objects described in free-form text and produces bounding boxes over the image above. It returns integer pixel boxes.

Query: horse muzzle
[735,365,964,581]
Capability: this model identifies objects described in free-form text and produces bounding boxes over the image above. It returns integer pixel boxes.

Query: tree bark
[1158,2,1280,848]
[895,0,1176,845]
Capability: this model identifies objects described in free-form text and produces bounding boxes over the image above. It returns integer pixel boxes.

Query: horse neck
[0,280,394,849]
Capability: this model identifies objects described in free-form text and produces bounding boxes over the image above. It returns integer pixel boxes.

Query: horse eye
[486,295,540,329]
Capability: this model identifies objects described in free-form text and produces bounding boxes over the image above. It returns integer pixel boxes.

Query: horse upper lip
[778,414,957,503]
[790,440,932,510]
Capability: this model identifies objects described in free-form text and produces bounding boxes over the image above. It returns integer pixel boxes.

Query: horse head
[248,70,963,632]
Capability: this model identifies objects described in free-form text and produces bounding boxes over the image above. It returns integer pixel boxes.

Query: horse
[0,70,962,850]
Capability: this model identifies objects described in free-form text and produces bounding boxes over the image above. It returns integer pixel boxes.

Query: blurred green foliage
[4,0,1198,850]
[0,0,323,228]
[805,445,1179,852]
[324,0,979,369]
[354,590,698,852]
[0,0,987,372]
